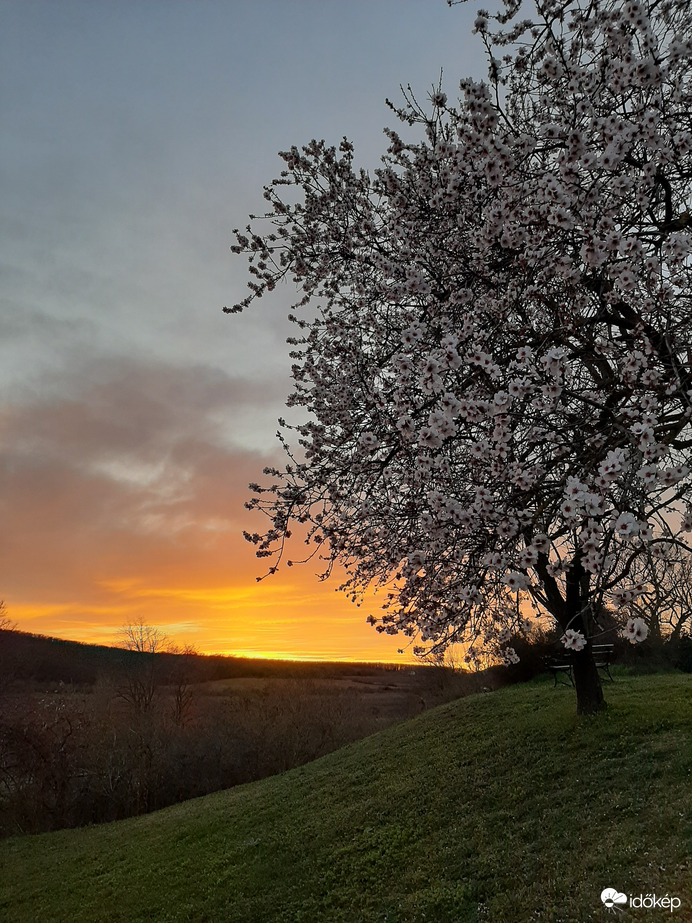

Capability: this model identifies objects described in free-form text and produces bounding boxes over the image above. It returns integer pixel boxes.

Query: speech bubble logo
[601,888,628,908]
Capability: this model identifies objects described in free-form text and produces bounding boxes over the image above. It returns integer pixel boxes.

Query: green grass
[2,673,691,923]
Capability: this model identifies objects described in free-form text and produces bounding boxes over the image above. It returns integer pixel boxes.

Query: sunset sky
[1,0,485,661]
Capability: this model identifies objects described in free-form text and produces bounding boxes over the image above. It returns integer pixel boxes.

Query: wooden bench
[546,643,615,687]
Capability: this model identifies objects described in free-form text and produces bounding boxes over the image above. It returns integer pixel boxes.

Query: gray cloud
[0,352,285,603]
[11,354,279,450]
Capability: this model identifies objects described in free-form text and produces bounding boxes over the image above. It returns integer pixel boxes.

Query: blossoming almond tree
[228,0,692,714]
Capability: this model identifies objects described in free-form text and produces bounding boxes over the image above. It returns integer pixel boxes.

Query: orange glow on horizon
[1,415,416,663]
[8,566,418,664]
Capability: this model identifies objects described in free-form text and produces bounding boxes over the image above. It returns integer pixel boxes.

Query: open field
[2,630,501,837]
[2,672,690,923]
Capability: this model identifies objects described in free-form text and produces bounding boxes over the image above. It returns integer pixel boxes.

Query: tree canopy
[228,0,692,712]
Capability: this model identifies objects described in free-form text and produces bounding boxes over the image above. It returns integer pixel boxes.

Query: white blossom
[503,571,530,591]
[613,511,640,538]
[561,629,586,651]
[359,432,379,450]
[621,617,649,644]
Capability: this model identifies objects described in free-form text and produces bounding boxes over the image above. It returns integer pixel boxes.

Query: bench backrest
[548,643,614,664]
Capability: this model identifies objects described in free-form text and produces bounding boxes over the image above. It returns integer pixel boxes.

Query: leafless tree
[625,551,692,644]
[165,643,198,727]
[118,618,168,655]
[0,601,17,632]
[117,619,169,714]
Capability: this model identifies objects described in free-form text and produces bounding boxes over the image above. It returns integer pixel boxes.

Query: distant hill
[1,672,690,922]
[0,628,414,688]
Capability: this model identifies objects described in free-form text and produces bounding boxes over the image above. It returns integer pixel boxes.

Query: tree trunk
[564,554,606,715]
[572,643,606,715]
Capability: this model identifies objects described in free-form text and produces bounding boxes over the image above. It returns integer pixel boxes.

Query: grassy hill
[1,672,690,923]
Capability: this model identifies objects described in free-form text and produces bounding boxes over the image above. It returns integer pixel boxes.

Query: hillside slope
[1,673,691,923]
